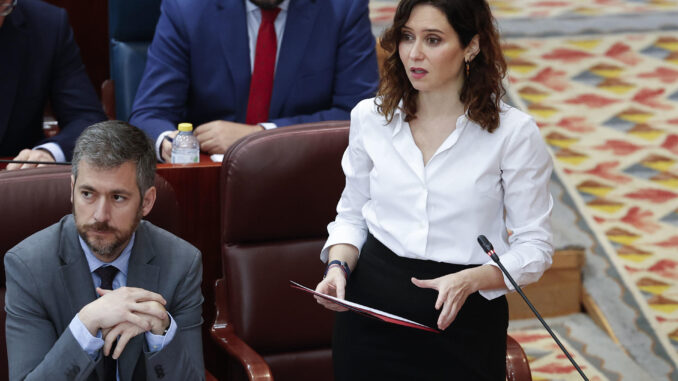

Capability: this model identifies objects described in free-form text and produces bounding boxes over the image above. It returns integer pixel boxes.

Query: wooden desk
[157,156,221,318]
[507,249,585,320]
[156,155,224,376]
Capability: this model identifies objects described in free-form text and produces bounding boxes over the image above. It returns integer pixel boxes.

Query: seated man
[0,0,106,170]
[4,121,204,380]
[130,0,379,162]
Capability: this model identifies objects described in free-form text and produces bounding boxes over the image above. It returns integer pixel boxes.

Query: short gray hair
[72,121,156,196]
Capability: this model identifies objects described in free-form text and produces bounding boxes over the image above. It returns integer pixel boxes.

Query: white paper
[290,281,434,329]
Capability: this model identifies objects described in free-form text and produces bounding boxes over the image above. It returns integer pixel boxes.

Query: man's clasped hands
[78,287,170,359]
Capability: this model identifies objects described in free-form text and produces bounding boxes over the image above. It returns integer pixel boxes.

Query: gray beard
[73,205,142,260]
[83,235,125,259]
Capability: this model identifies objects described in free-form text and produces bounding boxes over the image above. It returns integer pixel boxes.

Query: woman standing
[315,0,554,379]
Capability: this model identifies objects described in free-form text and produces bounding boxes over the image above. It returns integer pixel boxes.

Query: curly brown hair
[377,0,506,132]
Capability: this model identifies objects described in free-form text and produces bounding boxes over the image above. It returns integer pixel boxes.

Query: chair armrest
[506,335,532,381]
[211,278,273,381]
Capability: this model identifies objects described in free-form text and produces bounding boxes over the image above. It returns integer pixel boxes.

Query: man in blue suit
[130,0,379,162]
[0,0,107,169]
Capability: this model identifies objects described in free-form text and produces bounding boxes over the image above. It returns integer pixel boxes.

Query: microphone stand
[477,235,589,381]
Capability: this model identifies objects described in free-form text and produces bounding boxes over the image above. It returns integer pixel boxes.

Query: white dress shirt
[34,142,65,163]
[245,0,289,75]
[321,98,554,300]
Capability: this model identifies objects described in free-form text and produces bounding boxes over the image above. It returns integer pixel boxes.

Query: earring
[465,60,470,77]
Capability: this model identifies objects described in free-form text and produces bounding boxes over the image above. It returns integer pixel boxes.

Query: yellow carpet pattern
[504,31,678,367]
[490,0,678,19]
[509,328,609,381]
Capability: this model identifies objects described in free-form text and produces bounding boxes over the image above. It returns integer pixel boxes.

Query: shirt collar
[381,99,404,136]
[392,99,405,120]
[387,99,473,132]
[78,233,135,277]
[245,0,289,14]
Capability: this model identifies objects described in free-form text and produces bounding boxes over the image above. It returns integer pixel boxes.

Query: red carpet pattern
[490,0,678,19]
[510,329,608,381]
[369,0,678,32]
[505,31,678,368]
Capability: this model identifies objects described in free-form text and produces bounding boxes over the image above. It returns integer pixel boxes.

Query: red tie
[246,7,281,125]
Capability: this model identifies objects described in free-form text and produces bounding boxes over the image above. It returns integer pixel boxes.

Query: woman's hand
[411,271,477,330]
[315,244,359,312]
[412,265,505,330]
[314,268,349,312]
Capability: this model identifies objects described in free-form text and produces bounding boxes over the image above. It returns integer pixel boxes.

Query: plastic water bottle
[171,123,199,164]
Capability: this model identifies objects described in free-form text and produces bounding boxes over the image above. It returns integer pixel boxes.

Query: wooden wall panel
[44,0,109,99]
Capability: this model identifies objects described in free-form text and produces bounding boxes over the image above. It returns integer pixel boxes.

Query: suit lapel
[59,216,98,322]
[0,6,28,142]
[119,222,160,381]
[56,217,104,380]
[269,0,319,118]
[216,0,251,121]
[60,255,103,381]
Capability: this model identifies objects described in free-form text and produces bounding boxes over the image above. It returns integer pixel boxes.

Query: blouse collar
[387,99,473,136]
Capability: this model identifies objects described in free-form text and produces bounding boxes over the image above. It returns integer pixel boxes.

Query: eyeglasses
[0,0,17,17]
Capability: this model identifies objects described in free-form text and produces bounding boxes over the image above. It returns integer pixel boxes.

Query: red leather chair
[507,335,532,381]
[0,165,180,381]
[212,122,348,381]
[211,121,532,381]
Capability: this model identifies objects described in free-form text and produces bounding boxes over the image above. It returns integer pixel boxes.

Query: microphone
[477,235,589,381]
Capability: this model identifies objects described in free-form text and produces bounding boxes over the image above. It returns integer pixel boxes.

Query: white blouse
[321,98,554,300]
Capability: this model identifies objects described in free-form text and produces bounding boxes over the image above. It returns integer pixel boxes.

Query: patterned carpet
[368,0,678,380]
[511,329,607,381]
[509,314,653,380]
[506,30,678,377]
[490,0,678,19]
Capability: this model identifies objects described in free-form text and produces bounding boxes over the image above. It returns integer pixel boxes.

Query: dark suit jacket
[0,0,106,160]
[129,0,379,143]
[4,215,204,381]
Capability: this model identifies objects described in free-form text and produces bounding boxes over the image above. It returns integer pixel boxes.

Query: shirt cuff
[320,223,367,262]
[69,315,104,360]
[478,253,522,300]
[259,122,277,130]
[145,313,177,353]
[34,142,65,163]
[155,131,174,162]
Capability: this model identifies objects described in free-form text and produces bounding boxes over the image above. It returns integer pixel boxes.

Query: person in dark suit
[129,0,379,162]
[4,121,204,380]
[0,0,106,170]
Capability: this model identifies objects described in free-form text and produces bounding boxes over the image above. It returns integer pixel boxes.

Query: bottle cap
[178,123,193,132]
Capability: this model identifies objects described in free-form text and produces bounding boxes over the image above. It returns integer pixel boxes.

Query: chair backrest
[218,121,349,381]
[0,165,180,381]
[108,0,162,120]
[0,166,180,263]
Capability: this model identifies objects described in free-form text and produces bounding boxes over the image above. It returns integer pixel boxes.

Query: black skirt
[333,234,508,381]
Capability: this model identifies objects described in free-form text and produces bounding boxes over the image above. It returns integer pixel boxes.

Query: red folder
[290,280,439,333]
